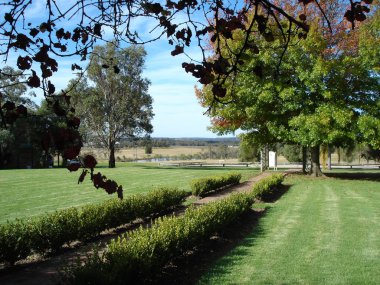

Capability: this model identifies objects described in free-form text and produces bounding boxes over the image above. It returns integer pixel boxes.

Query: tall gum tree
[70,44,154,168]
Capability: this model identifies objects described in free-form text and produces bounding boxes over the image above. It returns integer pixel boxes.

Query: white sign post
[269,151,277,171]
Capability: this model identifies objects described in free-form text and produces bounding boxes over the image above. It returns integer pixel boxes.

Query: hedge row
[0,187,188,265]
[66,173,285,284]
[65,193,252,284]
[250,173,285,201]
[190,172,242,197]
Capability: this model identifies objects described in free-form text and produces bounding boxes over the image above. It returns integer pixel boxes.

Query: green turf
[199,173,380,285]
[0,163,258,223]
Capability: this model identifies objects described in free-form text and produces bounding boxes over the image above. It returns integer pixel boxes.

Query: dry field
[82,146,211,161]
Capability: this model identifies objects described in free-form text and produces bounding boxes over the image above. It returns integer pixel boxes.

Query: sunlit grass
[0,163,258,223]
[199,174,380,284]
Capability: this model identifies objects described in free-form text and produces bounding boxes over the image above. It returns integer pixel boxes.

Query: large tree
[0,0,375,192]
[70,44,154,168]
[196,4,380,176]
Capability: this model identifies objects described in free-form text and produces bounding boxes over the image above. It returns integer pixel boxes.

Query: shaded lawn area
[0,163,258,223]
[199,173,380,285]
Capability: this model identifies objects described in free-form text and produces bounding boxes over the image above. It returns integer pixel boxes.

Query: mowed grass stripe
[0,163,258,223]
[199,175,380,285]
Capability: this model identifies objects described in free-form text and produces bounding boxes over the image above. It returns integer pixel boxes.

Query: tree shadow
[149,207,271,285]
[258,184,292,203]
[148,183,293,284]
[325,171,380,182]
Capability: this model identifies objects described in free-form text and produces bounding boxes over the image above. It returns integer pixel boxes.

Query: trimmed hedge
[250,173,285,201]
[0,187,188,264]
[64,193,253,284]
[190,172,242,197]
[65,173,285,284]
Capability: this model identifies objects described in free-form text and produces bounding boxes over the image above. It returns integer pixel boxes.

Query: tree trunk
[327,145,332,170]
[337,147,341,165]
[310,145,324,177]
[302,146,308,174]
[109,143,116,168]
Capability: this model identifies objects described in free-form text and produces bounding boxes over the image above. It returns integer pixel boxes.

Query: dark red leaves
[93,23,102,36]
[27,70,40,88]
[298,0,313,5]
[67,161,81,172]
[345,2,372,27]
[39,22,54,33]
[2,101,16,111]
[113,65,120,74]
[56,28,71,40]
[212,84,227,98]
[17,56,32,70]
[71,64,82,71]
[1,102,27,124]
[16,105,27,116]
[29,28,39,37]
[92,172,104,188]
[47,81,55,95]
[78,169,88,184]
[67,116,80,129]
[117,186,123,199]
[53,101,66,116]
[299,14,307,22]
[4,13,13,23]
[10,33,32,51]
[64,146,81,160]
[171,45,184,56]
[144,3,164,15]
[91,172,123,198]
[83,155,97,169]
[53,42,67,52]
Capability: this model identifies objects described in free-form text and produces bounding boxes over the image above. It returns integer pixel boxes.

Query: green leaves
[0,187,188,264]
[190,172,242,197]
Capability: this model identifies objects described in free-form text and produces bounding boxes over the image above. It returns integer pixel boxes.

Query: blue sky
[1,1,238,138]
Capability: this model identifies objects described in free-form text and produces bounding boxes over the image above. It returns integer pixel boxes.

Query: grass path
[0,163,257,223]
[199,175,380,284]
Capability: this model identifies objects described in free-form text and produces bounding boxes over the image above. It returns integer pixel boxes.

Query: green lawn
[199,173,380,284]
[0,163,258,223]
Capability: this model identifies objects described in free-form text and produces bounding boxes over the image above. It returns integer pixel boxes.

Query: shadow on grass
[149,184,292,285]
[325,171,380,182]
[259,184,292,203]
[149,208,270,285]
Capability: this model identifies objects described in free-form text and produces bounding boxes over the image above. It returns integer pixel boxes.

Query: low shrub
[250,173,285,201]
[191,172,242,197]
[32,207,80,253]
[65,173,285,284]
[0,187,188,264]
[65,193,252,284]
[0,220,34,265]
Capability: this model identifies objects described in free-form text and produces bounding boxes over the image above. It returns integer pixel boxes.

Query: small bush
[250,173,285,201]
[66,193,252,283]
[0,220,33,265]
[191,172,242,197]
[0,187,188,264]
[32,207,80,253]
